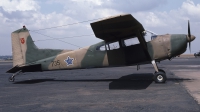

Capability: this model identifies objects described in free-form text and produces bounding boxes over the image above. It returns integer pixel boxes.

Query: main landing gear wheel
[8,76,15,82]
[154,72,166,83]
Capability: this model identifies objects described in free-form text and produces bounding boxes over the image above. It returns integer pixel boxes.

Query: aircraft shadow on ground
[109,73,153,90]
[13,73,193,90]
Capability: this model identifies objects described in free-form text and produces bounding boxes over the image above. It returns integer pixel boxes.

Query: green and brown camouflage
[7,14,195,74]
[9,27,109,72]
[147,34,188,60]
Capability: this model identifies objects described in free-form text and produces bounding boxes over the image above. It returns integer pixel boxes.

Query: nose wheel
[154,71,166,83]
[151,60,167,83]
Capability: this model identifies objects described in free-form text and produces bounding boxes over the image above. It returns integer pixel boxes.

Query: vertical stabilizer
[11,26,67,67]
[12,26,31,66]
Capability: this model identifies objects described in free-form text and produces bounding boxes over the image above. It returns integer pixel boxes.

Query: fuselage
[147,34,188,60]
[35,34,191,71]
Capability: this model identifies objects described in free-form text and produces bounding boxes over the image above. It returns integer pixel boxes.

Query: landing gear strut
[8,70,22,82]
[151,60,166,83]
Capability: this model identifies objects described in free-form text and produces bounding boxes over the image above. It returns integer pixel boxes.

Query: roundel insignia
[64,56,74,66]
[20,38,25,44]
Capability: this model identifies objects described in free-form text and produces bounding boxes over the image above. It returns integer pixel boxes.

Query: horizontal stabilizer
[7,64,42,73]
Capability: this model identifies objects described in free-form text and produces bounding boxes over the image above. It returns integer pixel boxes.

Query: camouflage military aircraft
[7,14,195,83]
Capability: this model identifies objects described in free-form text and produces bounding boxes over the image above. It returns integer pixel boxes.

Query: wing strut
[136,31,152,61]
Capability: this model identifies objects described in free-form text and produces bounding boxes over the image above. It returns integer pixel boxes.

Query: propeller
[188,20,191,52]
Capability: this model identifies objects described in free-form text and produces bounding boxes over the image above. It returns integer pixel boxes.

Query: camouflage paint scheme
[7,14,195,73]
[10,28,109,72]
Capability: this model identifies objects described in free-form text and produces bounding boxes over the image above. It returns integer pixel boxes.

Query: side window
[99,45,106,51]
[96,44,106,51]
[123,37,140,47]
[109,41,120,50]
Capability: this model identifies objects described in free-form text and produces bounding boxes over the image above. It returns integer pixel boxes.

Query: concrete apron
[172,70,200,104]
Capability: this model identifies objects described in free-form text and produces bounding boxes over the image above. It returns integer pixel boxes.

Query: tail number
[51,60,60,67]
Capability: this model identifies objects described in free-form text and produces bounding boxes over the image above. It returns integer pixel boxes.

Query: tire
[8,76,15,82]
[154,72,166,83]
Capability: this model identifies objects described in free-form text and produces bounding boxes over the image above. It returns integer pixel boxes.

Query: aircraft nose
[187,35,196,42]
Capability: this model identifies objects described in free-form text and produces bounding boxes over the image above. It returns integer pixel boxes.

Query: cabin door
[106,41,126,66]
[122,37,150,65]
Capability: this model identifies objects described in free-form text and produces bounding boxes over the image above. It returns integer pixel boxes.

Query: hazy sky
[0,0,199,55]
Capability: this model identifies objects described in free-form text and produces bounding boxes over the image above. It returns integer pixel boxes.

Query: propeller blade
[188,20,191,37]
[188,20,191,53]
[189,42,191,53]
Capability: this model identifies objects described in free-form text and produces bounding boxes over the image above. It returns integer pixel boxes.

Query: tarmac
[0,57,200,112]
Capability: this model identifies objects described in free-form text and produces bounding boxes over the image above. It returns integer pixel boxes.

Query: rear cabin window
[96,44,106,51]
[123,37,140,47]
[99,45,106,51]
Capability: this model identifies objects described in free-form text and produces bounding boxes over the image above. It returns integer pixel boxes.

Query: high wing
[90,14,151,61]
[90,14,145,42]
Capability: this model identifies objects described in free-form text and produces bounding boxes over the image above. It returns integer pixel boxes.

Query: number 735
[51,60,60,67]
